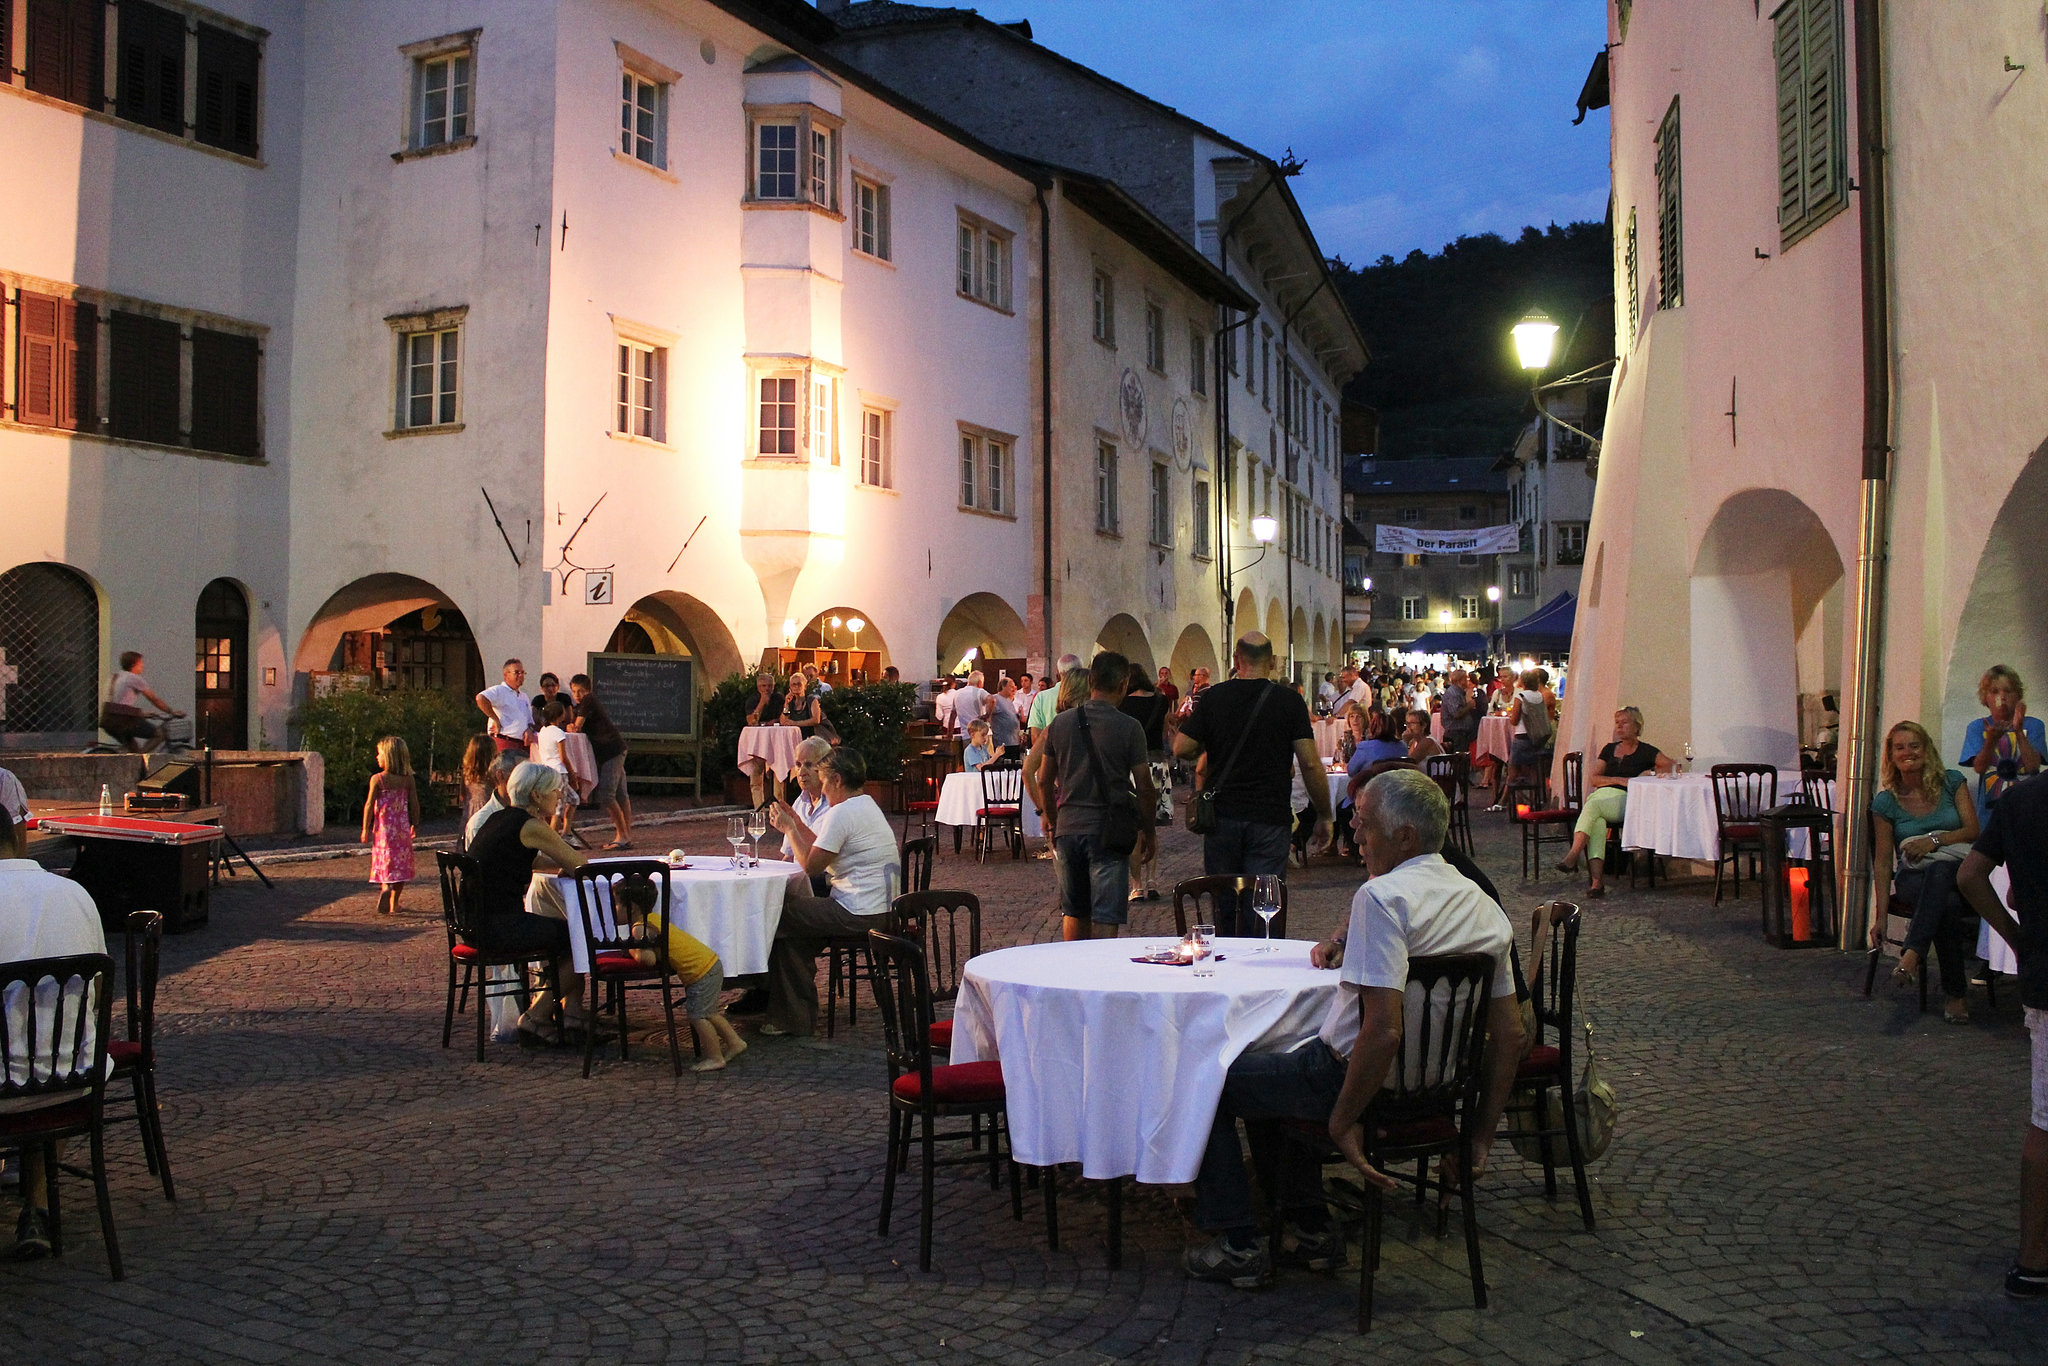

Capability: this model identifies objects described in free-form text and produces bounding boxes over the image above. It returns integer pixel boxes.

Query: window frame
[858,404,893,489]
[1655,95,1683,310]
[388,311,463,434]
[852,175,892,261]
[746,103,841,213]
[1555,521,1588,565]
[957,424,1017,518]
[402,32,478,155]
[1143,298,1165,373]
[1148,457,1172,548]
[1774,0,1848,250]
[1091,270,1115,346]
[1094,437,1121,535]
[1192,475,1212,560]
[1188,321,1207,397]
[1509,567,1534,597]
[957,211,1013,312]
[619,68,665,169]
[1461,595,1481,620]
[755,371,800,458]
[1401,597,1423,623]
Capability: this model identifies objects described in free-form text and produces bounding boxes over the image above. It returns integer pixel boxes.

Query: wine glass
[726,814,749,873]
[1252,875,1284,951]
[747,807,769,865]
[1682,740,1695,774]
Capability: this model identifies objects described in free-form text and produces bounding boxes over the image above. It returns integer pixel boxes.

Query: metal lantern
[1758,801,1833,949]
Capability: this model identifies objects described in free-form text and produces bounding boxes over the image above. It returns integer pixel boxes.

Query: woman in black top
[1554,706,1674,895]
[465,762,588,1044]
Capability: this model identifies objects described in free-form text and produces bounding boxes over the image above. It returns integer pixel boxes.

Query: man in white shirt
[763,746,902,1037]
[1183,768,1524,1289]
[1330,665,1371,724]
[1316,672,1339,713]
[933,681,958,734]
[475,659,538,758]
[0,809,110,1259]
[0,765,27,822]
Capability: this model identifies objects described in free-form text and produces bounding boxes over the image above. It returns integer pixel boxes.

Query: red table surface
[35,814,223,846]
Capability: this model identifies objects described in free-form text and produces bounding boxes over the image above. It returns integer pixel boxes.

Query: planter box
[864,779,900,813]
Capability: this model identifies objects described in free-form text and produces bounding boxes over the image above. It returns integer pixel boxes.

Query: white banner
[1373,523,1521,556]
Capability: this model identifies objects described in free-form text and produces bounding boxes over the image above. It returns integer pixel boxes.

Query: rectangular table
[38,812,223,933]
[1621,772,1822,862]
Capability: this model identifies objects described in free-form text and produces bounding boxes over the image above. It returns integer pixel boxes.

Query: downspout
[1214,169,1284,653]
[1037,182,1056,669]
[1838,0,1894,950]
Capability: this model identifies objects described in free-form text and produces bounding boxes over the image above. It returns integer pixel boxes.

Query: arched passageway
[936,593,1028,678]
[294,574,484,700]
[1168,622,1219,684]
[611,591,746,683]
[792,605,888,684]
[1093,613,1155,676]
[0,560,101,746]
[1942,440,2048,754]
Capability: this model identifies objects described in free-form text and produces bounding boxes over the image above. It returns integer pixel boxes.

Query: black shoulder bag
[1186,681,1275,835]
[1076,704,1142,857]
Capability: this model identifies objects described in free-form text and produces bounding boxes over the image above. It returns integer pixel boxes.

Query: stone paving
[3,808,2041,1365]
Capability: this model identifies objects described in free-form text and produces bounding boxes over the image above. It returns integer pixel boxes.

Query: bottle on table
[99,784,114,816]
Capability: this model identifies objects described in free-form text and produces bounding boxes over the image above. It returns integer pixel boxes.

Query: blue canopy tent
[1495,592,1577,654]
[1399,631,1488,658]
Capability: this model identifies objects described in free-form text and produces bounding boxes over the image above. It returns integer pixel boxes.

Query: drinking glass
[1252,875,1283,951]
[726,814,749,873]
[747,807,769,865]
[1681,740,1695,774]
[1192,922,1216,977]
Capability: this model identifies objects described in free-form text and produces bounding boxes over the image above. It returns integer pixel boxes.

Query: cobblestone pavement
[4,808,2041,1365]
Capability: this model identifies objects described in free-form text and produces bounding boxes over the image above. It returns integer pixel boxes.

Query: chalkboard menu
[586,653,695,739]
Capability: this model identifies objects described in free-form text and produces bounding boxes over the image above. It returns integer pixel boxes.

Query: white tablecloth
[936,770,1043,838]
[560,732,597,801]
[1327,771,1351,810]
[1312,716,1344,760]
[737,726,802,781]
[1621,771,1817,861]
[948,938,1340,1184]
[545,857,800,976]
[1974,866,2020,975]
[1476,715,1515,765]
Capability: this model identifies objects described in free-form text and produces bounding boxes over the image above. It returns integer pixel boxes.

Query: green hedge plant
[295,687,481,822]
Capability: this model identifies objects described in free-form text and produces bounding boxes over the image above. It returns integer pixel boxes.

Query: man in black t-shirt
[1026,652,1157,940]
[1959,775,2048,1299]
[1174,634,1332,935]
[568,674,632,849]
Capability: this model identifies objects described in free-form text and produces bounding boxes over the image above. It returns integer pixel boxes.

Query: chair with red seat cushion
[867,928,1048,1272]
[107,911,173,1201]
[569,861,685,1079]
[437,852,556,1063]
[896,751,955,844]
[1709,764,1779,903]
[1500,901,1595,1230]
[1278,951,1497,1331]
[0,953,122,1279]
[1516,752,1584,880]
[974,763,1025,861]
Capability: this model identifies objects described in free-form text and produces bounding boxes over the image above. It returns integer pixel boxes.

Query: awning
[1574,49,1610,125]
[1497,592,1577,652]
[1399,631,1488,658]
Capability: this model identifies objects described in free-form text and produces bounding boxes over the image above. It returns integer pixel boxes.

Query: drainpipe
[1037,183,1055,669]
[1214,169,1284,654]
[1838,0,1894,950]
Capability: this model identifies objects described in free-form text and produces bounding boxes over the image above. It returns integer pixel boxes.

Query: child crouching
[614,885,747,1072]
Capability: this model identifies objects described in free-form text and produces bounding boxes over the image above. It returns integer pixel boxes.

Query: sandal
[1892,962,1918,987]
[1945,1004,1970,1025]
[1554,856,1579,875]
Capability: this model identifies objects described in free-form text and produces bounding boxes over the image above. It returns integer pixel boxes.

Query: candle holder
[1758,802,1833,948]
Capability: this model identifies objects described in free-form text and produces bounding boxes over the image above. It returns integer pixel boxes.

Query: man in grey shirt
[1026,652,1157,940]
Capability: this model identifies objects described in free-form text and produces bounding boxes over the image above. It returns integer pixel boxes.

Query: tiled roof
[1342,456,1507,496]
[830,2,975,30]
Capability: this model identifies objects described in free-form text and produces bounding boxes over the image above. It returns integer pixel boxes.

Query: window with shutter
[196,25,260,156]
[191,328,259,457]
[117,0,186,136]
[27,0,105,110]
[1654,97,1683,310]
[109,312,183,447]
[1624,207,1640,343]
[1774,0,1846,248]
[16,293,61,429]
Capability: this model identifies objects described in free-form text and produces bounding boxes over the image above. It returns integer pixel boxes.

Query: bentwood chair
[898,750,955,845]
[1708,765,1778,903]
[1279,952,1497,1331]
[974,762,1025,862]
[901,834,936,896]
[108,910,174,1201]
[889,890,982,1055]
[1172,874,1288,942]
[1426,753,1474,857]
[827,838,935,1039]
[867,930,1039,1272]
[568,861,686,1078]
[1502,902,1595,1230]
[1516,752,1583,880]
[0,953,122,1279]
[437,852,551,1063]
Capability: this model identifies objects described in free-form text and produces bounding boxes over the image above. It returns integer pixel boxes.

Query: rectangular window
[415,50,473,149]
[110,311,182,446]
[1095,440,1119,533]
[757,374,797,455]
[1244,323,1255,393]
[190,327,259,457]
[860,407,890,488]
[615,341,662,440]
[1193,478,1212,558]
[1149,461,1172,546]
[1775,0,1847,248]
[13,291,97,433]
[1403,553,1423,568]
[117,0,186,136]
[1461,595,1481,620]
[1624,207,1640,347]
[811,376,836,465]
[26,0,105,110]
[1655,96,1683,309]
[958,216,1012,310]
[755,121,798,200]
[398,327,459,429]
[620,70,663,167]
[1458,504,1477,523]
[1188,324,1206,396]
[1555,522,1588,565]
[853,178,891,260]
[1144,301,1165,372]
[956,430,1012,513]
[196,24,260,155]
[1091,271,1115,344]
[1510,567,1534,596]
[987,439,1008,515]
[809,125,832,205]
[1398,506,1420,524]
[1401,597,1422,622]
[1260,327,1272,409]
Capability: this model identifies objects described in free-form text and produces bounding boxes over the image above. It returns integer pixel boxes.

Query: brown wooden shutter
[17,291,60,428]
[117,0,186,135]
[195,25,259,155]
[60,299,96,431]
[109,311,181,446]
[1655,97,1682,309]
[190,328,258,457]
[0,4,11,89]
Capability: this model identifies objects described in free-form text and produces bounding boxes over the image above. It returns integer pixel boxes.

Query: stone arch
[614,591,746,683]
[1264,598,1286,650]
[1291,606,1311,673]
[935,593,1028,677]
[1942,440,2048,753]
[1093,612,1154,676]
[293,573,485,700]
[1168,622,1219,683]
[0,560,102,745]
[1312,612,1328,674]
[1232,589,1258,647]
[1689,489,1845,767]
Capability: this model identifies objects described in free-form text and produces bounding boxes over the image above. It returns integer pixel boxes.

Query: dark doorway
[194,578,249,748]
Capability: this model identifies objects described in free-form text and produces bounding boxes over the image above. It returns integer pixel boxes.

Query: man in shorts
[1959,774,2048,1298]
[1026,652,1155,940]
[568,673,632,849]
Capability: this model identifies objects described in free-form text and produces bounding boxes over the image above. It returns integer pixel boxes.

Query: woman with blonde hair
[1960,664,2044,811]
[1871,719,1981,1023]
[1554,707,1674,896]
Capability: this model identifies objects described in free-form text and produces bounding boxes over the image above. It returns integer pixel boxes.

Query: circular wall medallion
[1170,397,1192,470]
[1118,368,1148,448]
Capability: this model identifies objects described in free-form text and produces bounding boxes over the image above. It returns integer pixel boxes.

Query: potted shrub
[820,681,916,811]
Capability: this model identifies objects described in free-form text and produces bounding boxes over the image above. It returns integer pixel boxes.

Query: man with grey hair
[1183,767,1522,1289]
[463,751,525,848]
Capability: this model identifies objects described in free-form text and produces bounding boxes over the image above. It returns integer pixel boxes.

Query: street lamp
[1487,584,1503,661]
[1250,514,1278,544]
[1511,308,1606,450]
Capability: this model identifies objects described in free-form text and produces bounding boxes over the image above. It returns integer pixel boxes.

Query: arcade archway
[294,574,484,700]
[936,593,1028,678]
[1093,613,1155,676]
[0,560,101,746]
[609,591,746,683]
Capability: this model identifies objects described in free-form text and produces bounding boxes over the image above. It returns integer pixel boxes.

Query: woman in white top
[103,651,182,752]
[763,746,902,1037]
[1499,668,1559,810]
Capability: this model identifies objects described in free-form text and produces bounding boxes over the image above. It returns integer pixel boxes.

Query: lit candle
[1515,803,1530,819]
[1788,868,1811,941]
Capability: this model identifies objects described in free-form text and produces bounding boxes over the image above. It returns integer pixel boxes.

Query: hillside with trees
[1331,220,1613,461]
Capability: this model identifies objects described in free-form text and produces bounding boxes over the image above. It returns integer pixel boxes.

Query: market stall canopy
[1496,592,1577,653]
[1401,631,1488,657]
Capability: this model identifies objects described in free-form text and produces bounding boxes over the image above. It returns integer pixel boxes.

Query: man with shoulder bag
[1026,652,1156,941]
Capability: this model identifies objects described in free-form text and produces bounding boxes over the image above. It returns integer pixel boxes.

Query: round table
[737,725,802,783]
[1476,715,1515,766]
[947,937,1340,1184]
[545,856,801,977]
[1621,771,1818,861]
[935,770,1043,838]
[1326,770,1351,811]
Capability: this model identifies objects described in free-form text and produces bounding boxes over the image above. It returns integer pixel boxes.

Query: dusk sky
[955,0,1613,265]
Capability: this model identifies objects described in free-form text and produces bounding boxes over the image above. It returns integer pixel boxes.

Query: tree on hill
[1331,221,1613,461]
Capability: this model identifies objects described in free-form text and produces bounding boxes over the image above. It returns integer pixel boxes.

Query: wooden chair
[108,910,174,1201]
[567,861,686,1078]
[1503,902,1595,1230]
[1426,752,1474,857]
[974,761,1025,862]
[822,861,907,1039]
[866,929,1036,1272]
[1172,873,1287,941]
[1708,764,1778,903]
[0,953,122,1279]
[436,852,550,1063]
[897,750,955,844]
[1279,952,1497,1331]
[901,834,936,896]
[891,890,981,1055]
[1516,752,1583,880]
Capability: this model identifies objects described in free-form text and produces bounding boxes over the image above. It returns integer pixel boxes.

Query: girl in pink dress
[360,736,418,915]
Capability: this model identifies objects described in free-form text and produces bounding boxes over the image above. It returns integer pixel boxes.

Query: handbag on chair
[1508,1017,1618,1163]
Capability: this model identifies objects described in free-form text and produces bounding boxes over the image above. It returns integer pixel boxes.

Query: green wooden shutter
[190,328,258,457]
[17,292,60,428]
[1655,97,1682,309]
[117,0,186,135]
[1775,1,1806,229]
[1799,0,1842,221]
[195,24,259,155]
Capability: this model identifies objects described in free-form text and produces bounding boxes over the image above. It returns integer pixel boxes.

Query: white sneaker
[490,1025,520,1044]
